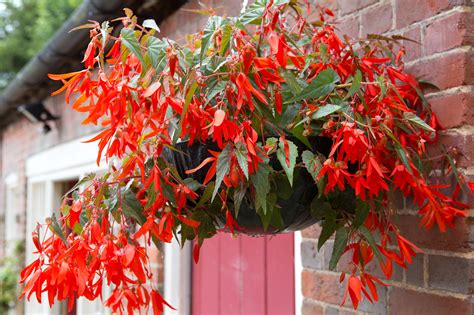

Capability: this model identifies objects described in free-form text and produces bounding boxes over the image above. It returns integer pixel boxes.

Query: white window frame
[25,135,106,315]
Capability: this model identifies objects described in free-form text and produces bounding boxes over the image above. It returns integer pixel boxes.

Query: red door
[192,232,295,315]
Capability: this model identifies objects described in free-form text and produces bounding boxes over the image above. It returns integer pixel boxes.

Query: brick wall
[301,1,474,314]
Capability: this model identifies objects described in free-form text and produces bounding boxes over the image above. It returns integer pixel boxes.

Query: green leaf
[320,43,329,63]
[312,104,342,120]
[317,209,337,250]
[147,37,166,69]
[64,172,96,198]
[377,74,386,101]
[219,23,233,56]
[212,144,232,201]
[238,2,265,25]
[195,183,215,208]
[286,68,340,103]
[48,214,67,246]
[403,112,435,133]
[310,195,333,220]
[358,226,382,262]
[281,70,303,94]
[352,200,370,228]
[302,150,323,181]
[329,227,349,270]
[201,16,223,62]
[143,19,160,32]
[173,80,199,144]
[251,163,271,214]
[235,142,249,179]
[233,185,247,217]
[395,145,412,174]
[121,188,146,225]
[121,28,145,64]
[345,69,362,100]
[276,139,298,186]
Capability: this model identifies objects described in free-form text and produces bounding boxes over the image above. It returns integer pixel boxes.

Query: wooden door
[192,233,295,315]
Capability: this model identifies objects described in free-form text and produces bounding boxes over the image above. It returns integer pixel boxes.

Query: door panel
[192,233,294,315]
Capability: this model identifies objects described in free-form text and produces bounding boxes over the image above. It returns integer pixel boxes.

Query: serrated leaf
[147,37,166,69]
[121,188,146,225]
[276,139,298,186]
[143,19,160,32]
[358,226,382,262]
[201,16,222,62]
[403,112,435,133]
[233,185,246,217]
[345,69,362,100]
[219,23,233,56]
[395,145,412,174]
[302,150,322,181]
[49,214,68,246]
[64,173,96,198]
[212,144,232,200]
[312,104,342,120]
[317,209,337,250]
[352,200,370,228]
[121,28,145,64]
[286,68,340,103]
[251,163,270,214]
[329,227,349,270]
[235,142,249,179]
[173,80,199,143]
[282,70,303,94]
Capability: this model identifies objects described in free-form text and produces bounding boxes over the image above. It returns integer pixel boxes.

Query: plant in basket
[19,0,473,313]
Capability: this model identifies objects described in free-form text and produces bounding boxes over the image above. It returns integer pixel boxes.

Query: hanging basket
[164,137,353,235]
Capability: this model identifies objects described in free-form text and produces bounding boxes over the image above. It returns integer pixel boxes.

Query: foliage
[0,242,24,313]
[20,1,473,314]
[0,0,81,89]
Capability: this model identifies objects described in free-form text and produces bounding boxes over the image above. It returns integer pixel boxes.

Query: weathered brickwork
[302,1,474,314]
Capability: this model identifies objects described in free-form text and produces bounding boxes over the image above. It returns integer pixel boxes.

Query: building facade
[0,0,472,314]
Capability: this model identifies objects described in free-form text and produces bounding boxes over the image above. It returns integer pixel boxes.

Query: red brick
[336,14,360,39]
[405,254,425,286]
[360,2,393,37]
[397,214,474,253]
[395,0,463,28]
[389,287,473,314]
[337,0,378,16]
[429,91,474,129]
[402,27,423,62]
[424,12,474,55]
[301,270,348,306]
[407,50,474,91]
[302,301,324,315]
[428,255,472,293]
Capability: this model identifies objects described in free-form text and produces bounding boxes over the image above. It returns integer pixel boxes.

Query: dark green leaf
[286,68,340,103]
[276,139,298,186]
[317,209,337,250]
[233,185,247,217]
[353,200,370,228]
[251,163,271,214]
[358,226,382,262]
[121,28,145,64]
[403,112,435,133]
[310,195,333,220]
[302,150,322,181]
[212,144,232,200]
[49,214,67,246]
[235,141,249,179]
[345,69,362,100]
[282,70,303,94]
[121,188,146,225]
[329,227,349,270]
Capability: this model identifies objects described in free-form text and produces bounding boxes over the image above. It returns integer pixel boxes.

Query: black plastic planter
[164,137,334,235]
